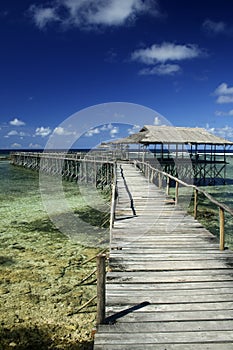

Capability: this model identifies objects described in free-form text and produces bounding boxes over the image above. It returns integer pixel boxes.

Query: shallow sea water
[174,156,233,248]
[0,160,109,349]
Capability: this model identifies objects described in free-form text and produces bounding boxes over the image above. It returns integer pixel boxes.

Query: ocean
[0,153,108,349]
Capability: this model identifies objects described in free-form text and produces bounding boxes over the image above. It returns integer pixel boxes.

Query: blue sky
[1,0,233,149]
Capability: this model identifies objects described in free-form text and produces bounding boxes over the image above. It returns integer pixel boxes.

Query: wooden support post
[194,188,198,219]
[175,181,179,205]
[96,254,106,325]
[219,207,225,251]
[166,176,170,196]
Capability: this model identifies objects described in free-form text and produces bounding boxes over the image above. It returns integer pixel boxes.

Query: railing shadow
[104,301,150,324]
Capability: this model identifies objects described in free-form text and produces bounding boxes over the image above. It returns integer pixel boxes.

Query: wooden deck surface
[94,162,233,349]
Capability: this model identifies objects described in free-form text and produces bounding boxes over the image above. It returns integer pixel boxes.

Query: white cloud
[11,143,22,148]
[29,0,160,30]
[29,143,42,148]
[35,126,52,137]
[53,126,76,136]
[85,127,100,137]
[216,96,233,104]
[154,116,162,125]
[215,83,233,95]
[214,83,233,104]
[19,131,29,137]
[10,118,25,126]
[206,124,233,140]
[29,5,60,29]
[128,124,140,135]
[7,130,18,136]
[139,63,181,76]
[202,19,226,35]
[132,42,205,77]
[110,126,119,137]
[84,123,119,138]
[100,124,110,131]
[131,42,203,64]
[215,110,233,117]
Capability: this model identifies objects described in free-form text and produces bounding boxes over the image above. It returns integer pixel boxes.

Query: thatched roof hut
[106,125,233,146]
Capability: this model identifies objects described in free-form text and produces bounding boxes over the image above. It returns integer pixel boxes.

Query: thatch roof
[106,125,233,145]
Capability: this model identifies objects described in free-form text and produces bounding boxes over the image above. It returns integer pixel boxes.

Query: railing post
[158,172,162,189]
[166,176,170,196]
[96,254,106,325]
[219,208,225,251]
[175,181,179,205]
[110,162,117,234]
[150,169,154,183]
[194,188,198,219]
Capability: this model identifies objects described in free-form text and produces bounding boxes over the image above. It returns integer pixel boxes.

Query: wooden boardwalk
[94,162,233,349]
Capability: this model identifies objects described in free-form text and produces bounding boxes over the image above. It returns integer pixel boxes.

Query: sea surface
[0,153,107,349]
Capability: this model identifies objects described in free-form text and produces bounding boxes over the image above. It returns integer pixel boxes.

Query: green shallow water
[0,160,109,349]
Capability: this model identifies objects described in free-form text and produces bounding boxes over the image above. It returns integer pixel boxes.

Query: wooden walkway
[94,162,233,349]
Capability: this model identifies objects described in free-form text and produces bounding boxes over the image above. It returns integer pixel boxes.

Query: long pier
[94,162,233,349]
[10,152,114,189]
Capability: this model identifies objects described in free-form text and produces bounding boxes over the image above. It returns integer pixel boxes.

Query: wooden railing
[135,160,233,251]
[109,162,117,232]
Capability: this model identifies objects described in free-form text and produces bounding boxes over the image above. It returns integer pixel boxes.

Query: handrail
[10,152,115,164]
[135,160,233,250]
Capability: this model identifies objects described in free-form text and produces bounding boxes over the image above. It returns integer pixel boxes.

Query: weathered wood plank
[106,293,233,305]
[106,281,233,290]
[106,301,233,312]
[98,320,233,332]
[104,309,233,322]
[94,343,233,350]
[109,260,231,271]
[107,271,233,286]
[95,330,233,343]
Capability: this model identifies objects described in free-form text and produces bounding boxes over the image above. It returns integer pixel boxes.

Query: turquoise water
[0,160,109,247]
[0,159,107,348]
[177,156,233,248]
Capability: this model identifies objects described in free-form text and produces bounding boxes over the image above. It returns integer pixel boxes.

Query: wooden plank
[94,343,233,350]
[106,281,233,290]
[98,320,233,332]
[107,269,233,283]
[106,293,233,305]
[109,254,233,261]
[104,309,233,322]
[94,330,233,343]
[109,260,231,271]
[106,301,233,312]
